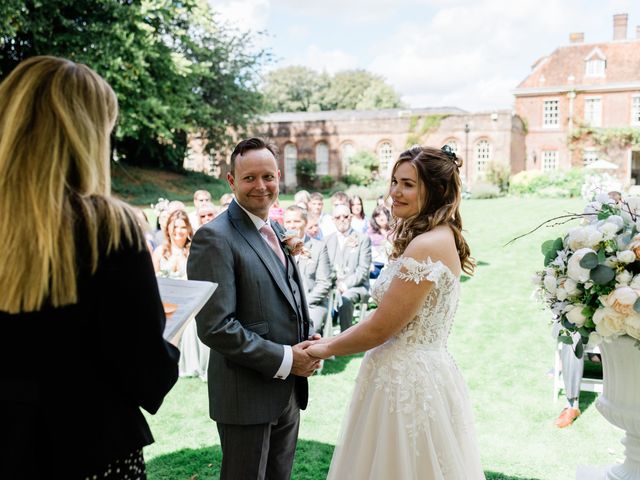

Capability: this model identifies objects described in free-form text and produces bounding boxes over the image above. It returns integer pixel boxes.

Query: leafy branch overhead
[0,0,269,170]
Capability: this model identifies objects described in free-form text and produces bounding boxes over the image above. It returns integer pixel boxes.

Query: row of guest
[283,203,372,333]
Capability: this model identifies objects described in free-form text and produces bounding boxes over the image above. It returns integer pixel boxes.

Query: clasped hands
[290,334,333,377]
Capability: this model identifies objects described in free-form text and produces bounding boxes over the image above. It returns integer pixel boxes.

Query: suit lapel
[228,202,297,311]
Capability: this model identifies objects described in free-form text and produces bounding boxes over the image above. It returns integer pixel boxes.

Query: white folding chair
[553,343,603,402]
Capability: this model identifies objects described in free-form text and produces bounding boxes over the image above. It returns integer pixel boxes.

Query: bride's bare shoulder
[403,226,460,275]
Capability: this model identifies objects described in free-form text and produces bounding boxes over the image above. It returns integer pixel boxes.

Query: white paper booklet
[157,277,217,344]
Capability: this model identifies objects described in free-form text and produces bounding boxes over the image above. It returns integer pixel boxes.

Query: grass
[142,196,625,479]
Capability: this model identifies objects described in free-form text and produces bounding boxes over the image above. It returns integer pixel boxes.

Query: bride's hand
[306,342,332,360]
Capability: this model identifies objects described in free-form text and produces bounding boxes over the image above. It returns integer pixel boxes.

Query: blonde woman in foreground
[307,146,485,479]
[0,56,179,479]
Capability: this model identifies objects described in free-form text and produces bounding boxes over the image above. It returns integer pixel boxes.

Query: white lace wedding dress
[327,256,485,480]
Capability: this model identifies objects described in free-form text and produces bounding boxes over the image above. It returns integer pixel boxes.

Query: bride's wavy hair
[389,145,475,275]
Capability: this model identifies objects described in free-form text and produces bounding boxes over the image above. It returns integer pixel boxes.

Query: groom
[187,137,320,479]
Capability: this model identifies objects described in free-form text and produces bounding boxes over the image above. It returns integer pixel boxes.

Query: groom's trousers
[216,388,301,480]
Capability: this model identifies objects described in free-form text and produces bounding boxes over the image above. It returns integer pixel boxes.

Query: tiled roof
[260,106,466,123]
[516,39,640,89]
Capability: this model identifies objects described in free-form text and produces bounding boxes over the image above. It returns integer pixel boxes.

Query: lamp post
[464,123,470,182]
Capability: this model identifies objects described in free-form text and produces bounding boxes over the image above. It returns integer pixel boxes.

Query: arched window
[340,142,355,175]
[315,142,329,176]
[443,139,459,155]
[283,143,297,188]
[377,141,393,175]
[474,140,491,175]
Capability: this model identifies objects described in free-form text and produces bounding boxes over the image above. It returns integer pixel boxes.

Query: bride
[307,145,485,479]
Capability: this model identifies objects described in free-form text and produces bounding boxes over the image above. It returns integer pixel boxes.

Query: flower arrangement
[533,194,640,356]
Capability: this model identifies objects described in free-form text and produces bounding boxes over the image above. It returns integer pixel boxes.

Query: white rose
[605,215,624,229]
[565,304,587,327]
[587,331,603,348]
[616,270,633,286]
[563,278,580,296]
[626,196,640,214]
[603,286,638,315]
[617,250,636,264]
[543,275,557,294]
[566,248,596,283]
[593,307,626,337]
[584,201,602,216]
[625,314,640,340]
[630,275,640,290]
[556,287,568,301]
[599,222,620,240]
[596,193,613,204]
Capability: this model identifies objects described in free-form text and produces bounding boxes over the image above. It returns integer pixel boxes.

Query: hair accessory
[441,144,461,169]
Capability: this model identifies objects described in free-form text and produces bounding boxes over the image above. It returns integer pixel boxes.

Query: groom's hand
[291,340,321,377]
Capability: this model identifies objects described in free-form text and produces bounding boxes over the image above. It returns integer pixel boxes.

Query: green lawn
[144,197,624,479]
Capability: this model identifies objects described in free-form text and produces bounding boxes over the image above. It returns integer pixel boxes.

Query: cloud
[208,0,271,30]
[366,0,640,111]
[278,45,359,74]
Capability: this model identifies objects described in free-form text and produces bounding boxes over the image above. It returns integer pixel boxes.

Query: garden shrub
[509,168,587,198]
[470,182,501,199]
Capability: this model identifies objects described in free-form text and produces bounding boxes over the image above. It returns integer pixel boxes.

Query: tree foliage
[262,67,404,112]
[343,150,379,186]
[0,0,269,169]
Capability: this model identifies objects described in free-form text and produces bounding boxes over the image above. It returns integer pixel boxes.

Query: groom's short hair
[230,137,279,172]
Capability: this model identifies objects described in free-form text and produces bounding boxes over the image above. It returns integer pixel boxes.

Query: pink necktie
[260,224,286,266]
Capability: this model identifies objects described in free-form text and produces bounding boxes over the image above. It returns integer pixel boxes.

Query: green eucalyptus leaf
[559,335,574,345]
[590,265,616,285]
[579,252,599,269]
[634,298,640,313]
[552,237,564,253]
[541,239,555,256]
[597,249,606,263]
[574,339,584,359]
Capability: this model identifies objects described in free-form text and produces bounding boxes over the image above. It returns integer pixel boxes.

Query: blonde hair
[389,146,475,275]
[0,56,144,313]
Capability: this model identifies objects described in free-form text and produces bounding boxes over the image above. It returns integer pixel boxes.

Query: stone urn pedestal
[586,335,640,479]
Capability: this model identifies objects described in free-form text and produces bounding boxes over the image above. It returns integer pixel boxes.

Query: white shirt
[236,203,293,380]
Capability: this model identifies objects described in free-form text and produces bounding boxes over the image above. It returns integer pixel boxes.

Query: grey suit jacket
[325,229,372,291]
[297,236,332,306]
[187,200,311,425]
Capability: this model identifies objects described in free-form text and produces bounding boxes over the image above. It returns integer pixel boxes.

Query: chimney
[569,32,584,43]
[613,13,628,40]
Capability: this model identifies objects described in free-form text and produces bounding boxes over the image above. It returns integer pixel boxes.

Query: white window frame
[632,95,640,126]
[542,150,559,172]
[315,142,329,176]
[585,59,605,77]
[583,148,598,166]
[584,96,602,127]
[283,143,297,188]
[474,139,491,175]
[340,142,355,176]
[543,99,560,128]
[377,141,394,175]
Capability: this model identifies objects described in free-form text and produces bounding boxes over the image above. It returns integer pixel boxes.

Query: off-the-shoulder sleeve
[394,256,449,287]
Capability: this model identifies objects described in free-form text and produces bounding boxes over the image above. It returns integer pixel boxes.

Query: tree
[262,66,329,112]
[0,0,268,170]
[261,67,404,113]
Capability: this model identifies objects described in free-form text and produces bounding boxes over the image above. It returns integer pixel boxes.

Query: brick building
[185,107,526,191]
[514,13,640,185]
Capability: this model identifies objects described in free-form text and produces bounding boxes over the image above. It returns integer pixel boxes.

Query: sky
[211,0,640,112]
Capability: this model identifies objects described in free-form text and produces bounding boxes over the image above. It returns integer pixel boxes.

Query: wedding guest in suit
[308,192,330,240]
[283,205,333,330]
[194,202,217,230]
[325,204,372,332]
[187,137,321,480]
[306,213,323,240]
[218,192,234,212]
[349,194,368,233]
[0,55,179,479]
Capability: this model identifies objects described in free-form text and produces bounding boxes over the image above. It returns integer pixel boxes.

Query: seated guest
[325,204,372,331]
[218,193,234,212]
[194,203,217,231]
[349,194,368,233]
[294,189,311,210]
[189,189,212,227]
[308,192,330,240]
[269,198,284,226]
[283,206,332,330]
[367,205,392,278]
[306,213,323,241]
